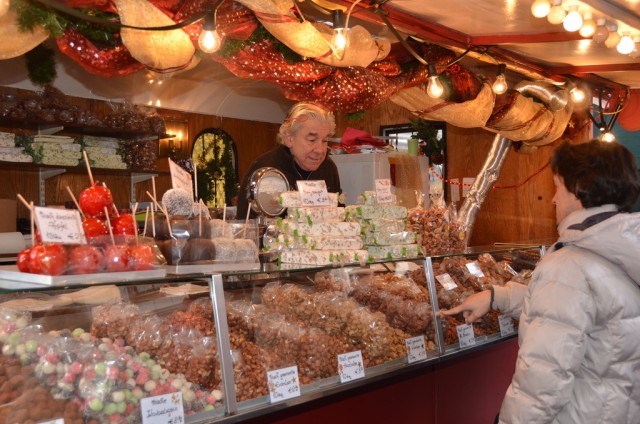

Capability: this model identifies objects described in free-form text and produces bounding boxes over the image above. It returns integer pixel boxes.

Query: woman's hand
[440,290,492,324]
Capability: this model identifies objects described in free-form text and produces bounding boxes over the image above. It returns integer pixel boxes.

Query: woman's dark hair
[551,140,640,211]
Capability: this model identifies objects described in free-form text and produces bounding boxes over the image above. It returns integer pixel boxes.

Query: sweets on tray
[277,219,361,237]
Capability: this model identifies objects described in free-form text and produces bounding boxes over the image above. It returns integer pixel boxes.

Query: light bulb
[599,131,616,142]
[0,0,9,19]
[426,63,444,99]
[570,86,585,103]
[492,64,508,95]
[531,0,551,18]
[198,10,221,54]
[579,13,596,38]
[630,36,640,59]
[563,6,582,32]
[592,18,609,43]
[331,28,348,58]
[616,33,635,54]
[604,25,620,48]
[547,1,566,25]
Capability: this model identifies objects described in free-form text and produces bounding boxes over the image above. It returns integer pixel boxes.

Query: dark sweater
[236,145,342,219]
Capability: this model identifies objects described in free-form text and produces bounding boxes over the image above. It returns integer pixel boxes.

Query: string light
[599,131,616,142]
[592,18,609,43]
[562,6,582,32]
[492,64,508,95]
[579,13,596,38]
[198,9,222,53]
[330,9,348,59]
[604,24,621,48]
[616,32,635,54]
[547,0,566,25]
[630,36,640,59]
[426,63,444,98]
[569,85,586,103]
[531,0,551,18]
[0,0,9,18]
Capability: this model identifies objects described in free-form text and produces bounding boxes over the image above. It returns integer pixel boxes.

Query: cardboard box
[0,199,17,233]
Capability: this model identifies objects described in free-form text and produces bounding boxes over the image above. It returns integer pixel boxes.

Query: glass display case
[0,245,543,423]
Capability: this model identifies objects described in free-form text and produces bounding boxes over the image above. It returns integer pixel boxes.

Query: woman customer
[442,139,640,423]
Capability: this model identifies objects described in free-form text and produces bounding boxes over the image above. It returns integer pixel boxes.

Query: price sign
[465,261,485,278]
[140,392,185,424]
[498,315,516,336]
[405,335,428,363]
[38,420,64,424]
[374,179,393,204]
[337,350,365,383]
[267,365,301,403]
[34,207,86,245]
[297,180,331,206]
[168,158,194,201]
[436,273,458,290]
[456,323,476,348]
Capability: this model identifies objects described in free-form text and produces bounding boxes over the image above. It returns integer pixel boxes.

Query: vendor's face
[552,174,583,224]
[283,119,331,172]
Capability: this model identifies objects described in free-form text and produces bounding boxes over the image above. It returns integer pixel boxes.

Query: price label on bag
[374,179,393,204]
[456,323,476,348]
[436,273,458,290]
[498,315,515,336]
[140,391,185,424]
[267,365,301,403]
[168,158,194,201]
[297,180,331,206]
[337,350,365,383]
[465,261,485,278]
[34,207,86,245]
[405,335,428,363]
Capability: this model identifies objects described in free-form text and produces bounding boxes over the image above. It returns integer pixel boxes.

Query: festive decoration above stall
[2,0,597,145]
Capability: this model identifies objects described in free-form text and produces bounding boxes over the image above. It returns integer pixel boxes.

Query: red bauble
[79,185,113,218]
[82,218,109,239]
[69,245,105,274]
[29,244,68,276]
[110,214,137,236]
[128,245,155,270]
[104,245,130,272]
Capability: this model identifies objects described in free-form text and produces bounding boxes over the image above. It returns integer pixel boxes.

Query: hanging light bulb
[616,32,635,54]
[604,24,621,48]
[492,64,508,95]
[563,6,582,32]
[599,131,616,142]
[330,10,348,59]
[198,9,222,54]
[579,13,596,38]
[569,85,586,103]
[426,63,444,99]
[630,36,640,59]
[592,18,609,43]
[547,0,566,25]
[531,0,551,18]
[0,0,9,19]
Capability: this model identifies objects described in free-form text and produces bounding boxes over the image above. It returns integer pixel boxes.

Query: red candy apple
[79,185,113,218]
[29,244,68,276]
[110,214,137,236]
[17,247,32,273]
[69,245,105,274]
[82,217,109,240]
[128,245,155,270]
[104,245,130,272]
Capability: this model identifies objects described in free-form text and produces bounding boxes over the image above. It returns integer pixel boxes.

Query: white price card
[34,207,86,245]
[267,365,301,403]
[297,180,331,206]
[436,273,458,290]
[38,420,64,424]
[405,335,428,364]
[140,391,185,424]
[456,323,476,349]
[498,315,516,336]
[465,261,485,278]
[168,158,194,201]
[374,179,393,204]
[337,350,365,383]
[450,179,460,203]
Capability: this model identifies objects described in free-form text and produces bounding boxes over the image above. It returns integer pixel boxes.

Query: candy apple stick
[101,182,119,217]
[222,204,226,222]
[65,186,86,220]
[198,199,204,237]
[143,206,149,237]
[146,190,172,238]
[82,150,95,186]
[131,202,139,245]
[243,202,251,239]
[16,195,35,245]
[161,200,173,238]
[104,207,115,246]
[151,176,157,202]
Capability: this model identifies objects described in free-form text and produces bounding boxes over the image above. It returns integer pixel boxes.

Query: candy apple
[79,185,113,218]
[110,214,137,236]
[17,247,32,272]
[82,217,109,240]
[69,245,105,274]
[29,244,68,276]
[128,245,155,270]
[104,245,130,272]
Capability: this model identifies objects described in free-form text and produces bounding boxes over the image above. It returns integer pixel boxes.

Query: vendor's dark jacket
[237,144,342,219]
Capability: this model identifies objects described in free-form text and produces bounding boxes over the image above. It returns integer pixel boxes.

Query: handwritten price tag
[465,261,485,278]
[456,323,476,348]
[498,315,516,336]
[374,179,393,204]
[168,158,194,201]
[297,180,331,206]
[34,207,86,245]
[435,273,457,290]
[337,350,365,383]
[405,335,428,364]
[267,365,301,403]
[140,392,185,424]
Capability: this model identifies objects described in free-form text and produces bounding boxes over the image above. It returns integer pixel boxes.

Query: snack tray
[166,262,261,275]
[0,265,167,289]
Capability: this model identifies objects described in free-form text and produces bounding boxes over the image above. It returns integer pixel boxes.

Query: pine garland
[25,44,57,86]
